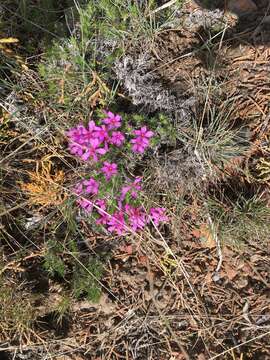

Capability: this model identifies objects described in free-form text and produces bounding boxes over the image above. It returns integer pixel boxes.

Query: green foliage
[43,234,104,303]
[37,0,183,116]
[79,0,167,42]
[53,200,79,240]
[43,239,65,278]
[116,112,177,147]
[72,258,103,302]
[200,119,249,166]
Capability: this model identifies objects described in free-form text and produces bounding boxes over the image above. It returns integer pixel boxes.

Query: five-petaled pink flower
[107,211,126,235]
[149,207,168,226]
[81,121,99,145]
[101,161,118,180]
[77,198,93,213]
[66,124,87,144]
[125,204,147,231]
[133,126,154,139]
[131,126,154,154]
[102,111,121,130]
[94,125,110,143]
[120,177,142,201]
[81,138,107,162]
[110,131,125,147]
[130,137,148,153]
[83,178,99,195]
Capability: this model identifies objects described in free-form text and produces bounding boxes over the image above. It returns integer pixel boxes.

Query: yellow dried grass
[20,158,66,207]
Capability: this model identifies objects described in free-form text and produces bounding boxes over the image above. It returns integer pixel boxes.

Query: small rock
[228,0,257,16]
[25,215,43,230]
[212,272,221,282]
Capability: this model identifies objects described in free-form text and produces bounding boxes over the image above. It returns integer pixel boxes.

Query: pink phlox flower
[133,126,154,139]
[88,120,98,132]
[81,138,107,162]
[73,182,83,195]
[149,207,169,226]
[131,126,154,153]
[77,198,93,213]
[66,125,87,156]
[130,137,149,153]
[68,142,84,157]
[83,178,99,195]
[93,125,110,143]
[95,198,107,215]
[120,177,142,201]
[125,204,147,231]
[107,211,126,235]
[66,124,87,144]
[96,214,110,225]
[101,161,118,180]
[102,111,121,130]
[110,131,125,147]
[80,121,99,145]
[67,121,105,159]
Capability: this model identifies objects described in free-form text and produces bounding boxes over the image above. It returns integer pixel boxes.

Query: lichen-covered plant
[114,53,195,116]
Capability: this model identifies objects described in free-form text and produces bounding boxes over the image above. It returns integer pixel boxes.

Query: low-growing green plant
[43,237,104,303]
[37,0,183,117]
[72,258,103,302]
[79,0,180,43]
[43,239,65,278]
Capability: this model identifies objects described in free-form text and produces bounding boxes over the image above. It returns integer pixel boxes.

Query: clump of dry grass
[0,276,37,343]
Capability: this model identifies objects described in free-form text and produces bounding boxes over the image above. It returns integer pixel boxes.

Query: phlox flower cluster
[131,126,154,153]
[67,111,168,235]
